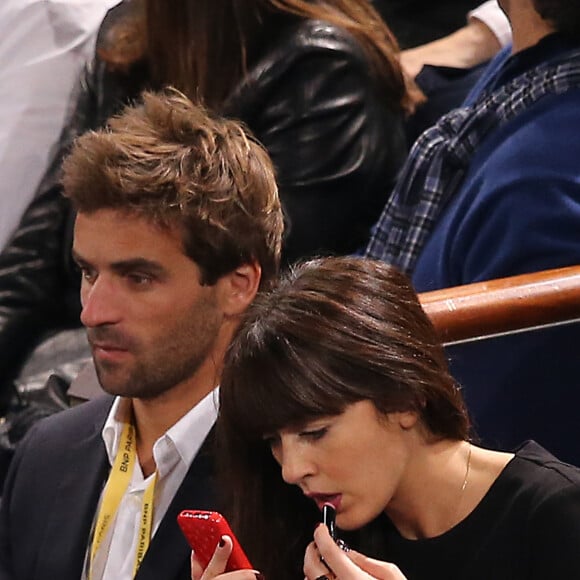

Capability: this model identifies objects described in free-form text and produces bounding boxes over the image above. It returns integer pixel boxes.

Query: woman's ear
[216,261,261,316]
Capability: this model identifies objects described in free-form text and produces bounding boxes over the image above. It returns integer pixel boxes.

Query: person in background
[399,1,512,141]
[195,256,580,580]
[0,0,121,250]
[365,0,580,465]
[0,0,418,416]
[0,89,283,580]
[371,0,484,49]
[400,1,511,79]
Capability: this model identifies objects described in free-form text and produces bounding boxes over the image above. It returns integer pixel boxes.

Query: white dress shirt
[469,1,512,48]
[0,0,120,250]
[84,389,219,580]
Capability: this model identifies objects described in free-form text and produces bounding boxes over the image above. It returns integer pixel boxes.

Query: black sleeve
[0,419,40,579]
[529,481,580,577]
[237,38,407,263]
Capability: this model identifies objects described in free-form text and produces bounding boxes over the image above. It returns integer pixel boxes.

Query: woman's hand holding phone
[177,510,260,580]
[190,535,259,580]
[304,524,408,580]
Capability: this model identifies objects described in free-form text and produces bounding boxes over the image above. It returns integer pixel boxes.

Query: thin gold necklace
[461,442,473,493]
[452,441,473,527]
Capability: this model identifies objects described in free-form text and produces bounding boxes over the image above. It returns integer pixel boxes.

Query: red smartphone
[177,510,253,572]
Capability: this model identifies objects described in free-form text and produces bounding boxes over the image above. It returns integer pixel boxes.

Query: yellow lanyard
[90,421,157,579]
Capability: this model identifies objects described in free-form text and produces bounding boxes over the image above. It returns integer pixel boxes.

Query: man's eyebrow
[71,249,86,266]
[71,251,167,275]
[109,258,167,275]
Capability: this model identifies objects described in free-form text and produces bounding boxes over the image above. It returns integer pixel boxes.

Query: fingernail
[254,574,265,580]
[218,536,226,548]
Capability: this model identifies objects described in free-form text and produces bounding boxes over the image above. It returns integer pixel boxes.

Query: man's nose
[80,276,123,328]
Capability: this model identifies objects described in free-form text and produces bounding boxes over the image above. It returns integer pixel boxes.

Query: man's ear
[217,262,262,316]
[398,410,420,430]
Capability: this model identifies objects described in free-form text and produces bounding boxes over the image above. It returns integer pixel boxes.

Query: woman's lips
[309,493,342,511]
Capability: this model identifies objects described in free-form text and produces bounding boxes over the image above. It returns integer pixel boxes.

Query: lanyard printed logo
[89,421,157,579]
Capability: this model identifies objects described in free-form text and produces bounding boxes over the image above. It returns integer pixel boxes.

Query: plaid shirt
[365,47,580,275]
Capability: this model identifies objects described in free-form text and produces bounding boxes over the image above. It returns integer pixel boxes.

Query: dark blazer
[0,395,216,580]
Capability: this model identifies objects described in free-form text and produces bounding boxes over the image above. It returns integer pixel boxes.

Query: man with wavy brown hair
[0,89,283,580]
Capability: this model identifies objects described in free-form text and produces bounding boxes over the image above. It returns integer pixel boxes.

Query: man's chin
[94,365,168,400]
[93,364,133,397]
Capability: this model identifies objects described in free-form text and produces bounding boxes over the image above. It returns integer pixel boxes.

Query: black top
[372,0,483,48]
[361,442,580,579]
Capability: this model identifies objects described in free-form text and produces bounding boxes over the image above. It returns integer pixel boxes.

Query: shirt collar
[102,389,219,478]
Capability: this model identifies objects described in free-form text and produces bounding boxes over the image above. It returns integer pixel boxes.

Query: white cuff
[468,0,512,48]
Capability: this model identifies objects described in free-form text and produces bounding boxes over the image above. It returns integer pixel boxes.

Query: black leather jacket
[0,6,407,405]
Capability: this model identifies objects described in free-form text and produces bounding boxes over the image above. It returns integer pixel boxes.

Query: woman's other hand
[190,535,260,580]
[304,524,407,580]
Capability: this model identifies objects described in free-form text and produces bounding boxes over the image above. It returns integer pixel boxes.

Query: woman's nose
[279,443,315,485]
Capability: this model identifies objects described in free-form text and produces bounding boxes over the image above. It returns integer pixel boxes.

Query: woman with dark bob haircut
[194,257,580,580]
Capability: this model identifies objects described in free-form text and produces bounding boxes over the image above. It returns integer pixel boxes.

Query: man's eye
[127,273,153,286]
[80,267,96,283]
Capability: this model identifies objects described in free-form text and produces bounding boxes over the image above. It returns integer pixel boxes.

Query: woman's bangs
[222,340,347,440]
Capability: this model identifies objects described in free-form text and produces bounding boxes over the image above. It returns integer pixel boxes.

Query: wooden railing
[419,265,580,345]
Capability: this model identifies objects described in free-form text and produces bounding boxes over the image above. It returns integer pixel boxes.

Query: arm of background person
[0,0,119,251]
[400,1,511,79]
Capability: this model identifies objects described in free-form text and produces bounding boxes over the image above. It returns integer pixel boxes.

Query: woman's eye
[300,427,328,441]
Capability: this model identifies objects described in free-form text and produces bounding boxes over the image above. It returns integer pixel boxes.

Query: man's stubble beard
[93,295,223,400]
